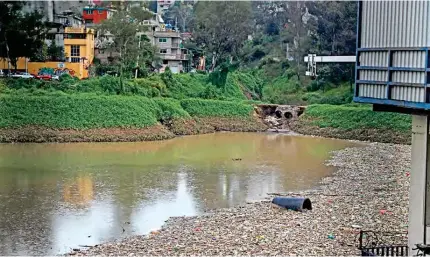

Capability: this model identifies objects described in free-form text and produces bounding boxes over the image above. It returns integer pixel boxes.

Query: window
[85,19,93,24]
[98,10,103,14]
[159,49,167,54]
[71,57,81,63]
[159,38,167,43]
[86,9,93,14]
[71,45,80,57]
[65,33,86,39]
[47,34,55,40]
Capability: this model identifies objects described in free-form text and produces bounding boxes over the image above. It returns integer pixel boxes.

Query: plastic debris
[68,144,410,256]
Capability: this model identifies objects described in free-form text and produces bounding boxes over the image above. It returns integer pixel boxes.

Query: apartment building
[82,6,115,26]
[153,31,189,73]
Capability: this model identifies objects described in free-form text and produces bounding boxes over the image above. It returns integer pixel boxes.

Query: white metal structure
[354,1,430,253]
[303,54,356,77]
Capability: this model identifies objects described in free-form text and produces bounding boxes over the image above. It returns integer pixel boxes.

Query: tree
[0,1,47,69]
[307,2,357,87]
[47,41,65,61]
[278,2,318,82]
[31,42,48,62]
[309,1,357,56]
[164,1,194,32]
[97,3,155,91]
[193,1,253,70]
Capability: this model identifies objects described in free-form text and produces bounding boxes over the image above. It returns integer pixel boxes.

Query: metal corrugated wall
[358,84,386,99]
[392,51,425,68]
[356,1,430,104]
[361,1,430,48]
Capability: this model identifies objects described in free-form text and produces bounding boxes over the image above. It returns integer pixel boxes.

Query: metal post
[409,115,430,253]
[135,35,141,79]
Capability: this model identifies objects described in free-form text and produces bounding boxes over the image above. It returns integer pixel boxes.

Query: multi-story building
[64,27,95,65]
[152,31,189,73]
[82,6,115,25]
[0,27,95,79]
[96,9,190,73]
[46,11,84,47]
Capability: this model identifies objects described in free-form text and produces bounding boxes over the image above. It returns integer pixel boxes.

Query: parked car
[10,72,34,79]
[35,72,52,80]
[0,69,4,77]
[51,75,60,81]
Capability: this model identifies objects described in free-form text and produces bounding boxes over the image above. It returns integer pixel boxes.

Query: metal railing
[358,230,408,256]
[161,54,189,60]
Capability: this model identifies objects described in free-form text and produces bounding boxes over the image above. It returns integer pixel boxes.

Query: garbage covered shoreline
[73,142,410,256]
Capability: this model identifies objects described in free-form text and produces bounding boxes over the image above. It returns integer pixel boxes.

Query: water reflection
[63,175,94,207]
[0,133,358,255]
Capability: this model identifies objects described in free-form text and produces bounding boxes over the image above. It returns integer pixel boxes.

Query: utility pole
[135,35,141,79]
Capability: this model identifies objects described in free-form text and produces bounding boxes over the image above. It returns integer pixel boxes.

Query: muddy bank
[0,117,267,143]
[73,143,409,256]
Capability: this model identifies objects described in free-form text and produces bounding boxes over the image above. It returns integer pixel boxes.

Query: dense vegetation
[2,68,354,106]
[292,104,412,144]
[303,105,411,132]
[0,93,255,129]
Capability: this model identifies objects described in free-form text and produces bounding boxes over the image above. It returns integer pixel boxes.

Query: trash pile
[74,143,410,256]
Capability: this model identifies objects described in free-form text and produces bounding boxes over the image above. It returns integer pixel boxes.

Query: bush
[304,85,353,105]
[153,97,190,122]
[304,104,411,132]
[0,94,161,129]
[180,98,253,118]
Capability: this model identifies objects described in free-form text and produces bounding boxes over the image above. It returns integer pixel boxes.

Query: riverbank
[0,92,412,144]
[0,117,267,143]
[290,104,411,144]
[0,94,267,142]
[73,142,409,256]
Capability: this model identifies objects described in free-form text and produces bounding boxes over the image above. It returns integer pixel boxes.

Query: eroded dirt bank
[0,117,268,143]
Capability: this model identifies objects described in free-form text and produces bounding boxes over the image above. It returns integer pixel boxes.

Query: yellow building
[0,27,95,79]
[64,27,95,67]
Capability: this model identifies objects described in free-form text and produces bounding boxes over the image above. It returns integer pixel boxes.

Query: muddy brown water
[0,132,358,255]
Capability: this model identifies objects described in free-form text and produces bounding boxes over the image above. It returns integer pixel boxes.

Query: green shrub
[304,86,353,105]
[153,97,190,121]
[0,94,161,129]
[304,104,411,132]
[180,98,253,118]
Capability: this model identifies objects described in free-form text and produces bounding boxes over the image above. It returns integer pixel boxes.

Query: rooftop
[154,31,181,38]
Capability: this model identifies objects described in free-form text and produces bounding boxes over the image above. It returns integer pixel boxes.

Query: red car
[35,72,52,80]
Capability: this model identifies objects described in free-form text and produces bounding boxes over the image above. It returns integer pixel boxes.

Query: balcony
[160,54,189,61]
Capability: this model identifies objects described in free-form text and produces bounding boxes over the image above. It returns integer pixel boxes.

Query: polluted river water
[0,132,358,255]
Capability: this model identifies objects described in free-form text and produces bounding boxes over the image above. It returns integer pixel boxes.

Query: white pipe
[303,55,356,63]
[408,115,430,254]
